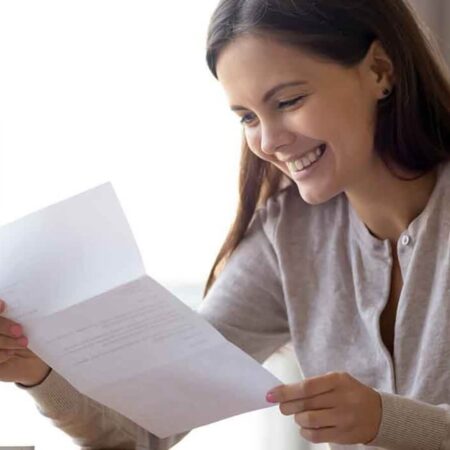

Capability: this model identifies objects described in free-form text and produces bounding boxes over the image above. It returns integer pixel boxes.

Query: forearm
[16,369,188,449]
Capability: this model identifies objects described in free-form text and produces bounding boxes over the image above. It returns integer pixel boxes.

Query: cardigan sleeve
[15,208,290,449]
[16,368,188,449]
[365,391,450,450]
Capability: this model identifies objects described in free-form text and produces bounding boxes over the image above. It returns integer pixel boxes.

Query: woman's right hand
[0,299,52,387]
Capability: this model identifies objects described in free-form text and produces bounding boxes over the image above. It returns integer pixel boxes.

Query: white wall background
[0,0,239,287]
[408,0,450,64]
[0,1,324,449]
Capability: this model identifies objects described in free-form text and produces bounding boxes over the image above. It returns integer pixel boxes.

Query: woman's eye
[278,95,305,108]
[238,95,306,125]
[240,113,256,125]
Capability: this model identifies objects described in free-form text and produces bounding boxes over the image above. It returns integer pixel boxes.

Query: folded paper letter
[0,182,281,438]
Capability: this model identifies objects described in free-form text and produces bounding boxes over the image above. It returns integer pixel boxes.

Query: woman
[1,0,450,449]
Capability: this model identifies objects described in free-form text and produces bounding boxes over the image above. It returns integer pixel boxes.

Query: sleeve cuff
[16,367,52,389]
[15,368,83,417]
[366,391,449,450]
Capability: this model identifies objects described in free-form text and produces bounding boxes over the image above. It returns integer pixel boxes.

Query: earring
[382,88,391,98]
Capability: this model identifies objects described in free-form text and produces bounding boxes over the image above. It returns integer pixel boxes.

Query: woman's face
[216,33,392,205]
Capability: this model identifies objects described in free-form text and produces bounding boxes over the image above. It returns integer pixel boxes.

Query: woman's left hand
[266,371,382,446]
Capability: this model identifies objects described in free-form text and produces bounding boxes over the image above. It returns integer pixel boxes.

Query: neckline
[348,161,449,251]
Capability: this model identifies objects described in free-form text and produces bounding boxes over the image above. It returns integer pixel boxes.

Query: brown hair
[203,0,450,296]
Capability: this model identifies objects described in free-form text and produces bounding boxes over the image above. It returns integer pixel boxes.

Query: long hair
[203,0,450,296]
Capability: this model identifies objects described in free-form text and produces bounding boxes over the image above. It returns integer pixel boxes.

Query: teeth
[287,144,326,172]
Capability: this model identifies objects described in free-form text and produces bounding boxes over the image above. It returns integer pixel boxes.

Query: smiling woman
[204,0,450,293]
[5,1,450,450]
[216,33,387,205]
[201,0,450,449]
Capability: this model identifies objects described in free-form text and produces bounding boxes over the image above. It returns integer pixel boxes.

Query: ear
[365,39,395,98]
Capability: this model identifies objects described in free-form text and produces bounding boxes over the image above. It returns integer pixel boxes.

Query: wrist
[17,367,52,388]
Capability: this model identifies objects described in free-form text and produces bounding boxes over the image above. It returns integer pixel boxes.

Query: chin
[295,183,342,205]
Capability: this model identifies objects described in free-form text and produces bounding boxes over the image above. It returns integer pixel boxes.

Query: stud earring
[382,88,391,98]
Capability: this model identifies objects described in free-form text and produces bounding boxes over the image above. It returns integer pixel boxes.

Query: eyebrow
[230,80,308,112]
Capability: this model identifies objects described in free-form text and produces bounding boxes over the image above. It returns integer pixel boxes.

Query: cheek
[244,132,290,175]
[337,89,376,138]
[244,129,270,163]
[323,100,375,161]
[244,129,260,153]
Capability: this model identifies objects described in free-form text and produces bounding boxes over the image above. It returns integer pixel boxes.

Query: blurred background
[0,1,448,449]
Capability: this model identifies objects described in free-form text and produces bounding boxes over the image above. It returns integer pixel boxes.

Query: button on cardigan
[17,160,450,449]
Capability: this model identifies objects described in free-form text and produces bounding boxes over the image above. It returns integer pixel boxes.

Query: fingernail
[266,392,276,403]
[10,325,22,337]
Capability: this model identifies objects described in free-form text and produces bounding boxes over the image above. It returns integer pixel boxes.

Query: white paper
[0,182,281,438]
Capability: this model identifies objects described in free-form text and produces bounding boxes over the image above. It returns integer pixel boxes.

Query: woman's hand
[266,371,382,446]
[0,299,51,387]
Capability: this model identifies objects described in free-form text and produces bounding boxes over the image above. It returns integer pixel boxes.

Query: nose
[260,121,292,155]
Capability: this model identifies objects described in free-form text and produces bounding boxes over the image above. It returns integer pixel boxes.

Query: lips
[284,143,327,163]
[286,143,327,172]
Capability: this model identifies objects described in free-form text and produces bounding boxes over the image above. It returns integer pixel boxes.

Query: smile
[287,144,327,173]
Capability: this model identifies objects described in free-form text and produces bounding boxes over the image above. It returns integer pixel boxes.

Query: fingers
[279,390,337,416]
[0,299,26,339]
[0,349,16,363]
[294,407,339,429]
[0,334,28,350]
[299,425,340,444]
[0,300,29,357]
[268,372,344,403]
[277,387,340,433]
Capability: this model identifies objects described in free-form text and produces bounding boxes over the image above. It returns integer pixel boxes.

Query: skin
[216,33,437,246]
[0,299,51,386]
[0,29,439,434]
[216,33,438,445]
[265,372,383,445]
